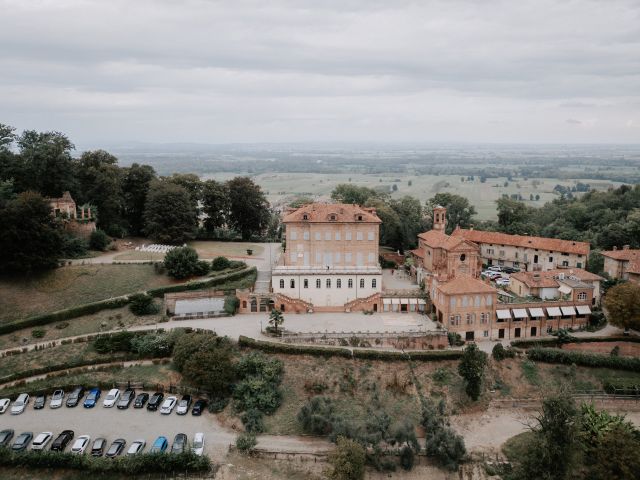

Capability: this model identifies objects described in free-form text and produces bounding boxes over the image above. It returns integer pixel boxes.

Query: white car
[159,396,177,415]
[192,432,205,456]
[0,398,10,414]
[71,435,91,454]
[496,278,510,287]
[31,432,53,451]
[102,389,121,408]
[49,390,65,409]
[127,439,146,455]
[487,266,503,272]
[11,393,29,415]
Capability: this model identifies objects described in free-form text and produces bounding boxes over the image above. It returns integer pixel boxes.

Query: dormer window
[357,215,363,221]
[302,214,309,220]
[329,214,337,221]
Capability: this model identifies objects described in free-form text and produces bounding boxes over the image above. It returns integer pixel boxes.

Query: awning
[561,306,577,316]
[576,305,591,315]
[383,298,392,305]
[529,308,545,318]
[546,307,562,317]
[391,298,400,305]
[512,308,528,319]
[409,298,418,305]
[417,299,426,305]
[496,310,512,320]
[558,284,572,295]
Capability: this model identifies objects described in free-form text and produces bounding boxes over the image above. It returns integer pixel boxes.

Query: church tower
[433,205,446,232]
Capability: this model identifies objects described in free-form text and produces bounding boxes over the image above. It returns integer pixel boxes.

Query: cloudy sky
[1,0,639,145]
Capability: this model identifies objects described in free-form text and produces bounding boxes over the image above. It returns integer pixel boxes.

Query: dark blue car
[149,436,168,453]
[83,388,101,408]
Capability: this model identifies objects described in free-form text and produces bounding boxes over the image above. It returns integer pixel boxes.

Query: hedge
[527,347,640,372]
[352,349,463,361]
[146,266,256,297]
[512,336,640,349]
[0,448,210,474]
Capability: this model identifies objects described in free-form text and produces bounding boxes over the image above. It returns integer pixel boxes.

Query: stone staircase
[254,270,272,294]
[274,293,314,313]
[344,293,381,312]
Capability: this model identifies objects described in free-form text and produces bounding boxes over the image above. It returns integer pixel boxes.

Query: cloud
[566,118,582,124]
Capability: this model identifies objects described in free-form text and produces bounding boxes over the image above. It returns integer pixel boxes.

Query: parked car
[149,436,168,453]
[105,438,126,458]
[191,399,207,416]
[0,398,10,414]
[12,432,33,451]
[103,389,120,408]
[83,388,101,408]
[49,389,65,409]
[11,393,29,415]
[496,278,510,287]
[71,435,91,454]
[176,395,192,415]
[133,392,149,409]
[192,432,205,456]
[91,437,106,457]
[66,386,85,407]
[503,266,520,274]
[31,432,53,451]
[487,266,503,272]
[51,430,74,451]
[171,433,187,454]
[146,392,164,411]
[117,388,135,409]
[160,396,178,415]
[33,394,47,410]
[127,439,146,455]
[0,429,15,447]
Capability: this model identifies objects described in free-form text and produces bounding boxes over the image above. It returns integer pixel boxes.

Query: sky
[1,0,640,146]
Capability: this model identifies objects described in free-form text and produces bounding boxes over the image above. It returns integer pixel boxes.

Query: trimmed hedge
[0,448,210,474]
[353,349,463,361]
[147,266,256,297]
[527,347,640,372]
[512,336,640,349]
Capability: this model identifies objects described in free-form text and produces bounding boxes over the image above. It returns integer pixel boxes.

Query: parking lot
[0,392,235,458]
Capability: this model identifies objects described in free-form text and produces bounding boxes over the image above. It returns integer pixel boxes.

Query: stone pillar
[81,207,85,220]
[88,207,92,219]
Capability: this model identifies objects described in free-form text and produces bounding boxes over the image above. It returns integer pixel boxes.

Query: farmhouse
[602,246,640,284]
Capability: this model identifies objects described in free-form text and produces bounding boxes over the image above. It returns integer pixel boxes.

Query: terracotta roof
[437,275,497,295]
[451,228,590,255]
[410,248,425,259]
[510,268,603,289]
[282,203,381,224]
[628,259,640,274]
[418,230,477,252]
[601,249,640,261]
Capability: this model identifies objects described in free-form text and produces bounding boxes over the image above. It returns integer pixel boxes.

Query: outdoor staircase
[344,293,381,312]
[254,270,272,294]
[274,293,314,313]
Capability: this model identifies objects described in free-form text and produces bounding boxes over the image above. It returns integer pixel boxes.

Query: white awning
[576,305,591,315]
[417,299,426,305]
[382,298,392,305]
[496,310,512,320]
[558,284,572,295]
[546,307,562,317]
[391,298,400,305]
[561,306,577,316]
[409,298,418,305]
[512,308,528,319]
[529,308,545,318]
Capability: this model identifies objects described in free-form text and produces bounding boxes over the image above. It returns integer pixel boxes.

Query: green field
[0,265,174,323]
[203,172,622,221]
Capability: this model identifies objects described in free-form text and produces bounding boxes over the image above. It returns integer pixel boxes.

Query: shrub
[89,229,110,251]
[327,436,366,480]
[163,246,200,279]
[233,376,282,415]
[492,343,516,361]
[458,344,488,401]
[194,260,211,276]
[128,293,159,316]
[31,328,46,338]
[211,256,231,271]
[236,351,284,383]
[60,234,89,258]
[236,432,257,454]
[208,396,229,413]
[447,332,464,346]
[92,331,136,354]
[54,322,69,330]
[130,330,182,357]
[241,408,265,433]
[527,347,640,371]
[224,295,240,315]
[399,445,415,471]
[298,396,335,435]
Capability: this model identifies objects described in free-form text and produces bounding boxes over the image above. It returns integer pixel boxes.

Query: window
[326,279,331,288]
[290,252,297,263]
[534,254,539,263]
[345,252,352,263]
[334,252,341,263]
[356,232,363,241]
[346,231,352,241]
[483,330,489,338]
[357,215,363,221]
[460,254,466,262]
[562,260,569,267]
[577,292,587,301]
[549,256,553,263]
[337,279,342,289]
[316,279,321,288]
[290,230,297,240]
[486,248,494,255]
[462,296,468,307]
[372,279,377,288]
[315,232,321,240]
[302,214,308,220]
[290,279,295,288]
[279,279,284,288]
[499,250,505,257]
[475,295,481,307]
[325,231,331,241]
[368,252,375,263]
[304,279,309,288]
[486,295,493,306]
[466,313,473,325]
[330,214,336,221]
[368,231,374,241]
[335,232,341,241]
[303,231,309,240]
[360,279,365,288]
[450,297,456,308]
[480,313,486,323]
[348,279,353,288]
[577,262,582,268]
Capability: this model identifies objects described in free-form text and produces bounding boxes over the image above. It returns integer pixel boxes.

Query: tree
[495,197,535,232]
[226,177,270,240]
[163,246,200,279]
[268,309,284,335]
[122,163,156,235]
[426,193,477,234]
[0,191,63,273]
[236,432,257,454]
[587,424,640,480]
[88,229,110,251]
[143,180,197,243]
[165,173,202,212]
[331,184,380,205]
[128,293,158,315]
[201,179,229,232]
[211,256,231,271]
[587,250,604,274]
[327,436,366,480]
[457,344,487,400]
[604,283,640,331]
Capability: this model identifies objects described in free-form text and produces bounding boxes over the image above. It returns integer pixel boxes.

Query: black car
[133,392,149,409]
[50,430,74,452]
[105,438,126,458]
[66,386,85,408]
[191,399,207,416]
[502,266,520,274]
[170,433,187,454]
[117,388,135,409]
[146,392,164,411]
[33,393,47,410]
[0,429,14,447]
[12,432,33,452]
[91,437,106,456]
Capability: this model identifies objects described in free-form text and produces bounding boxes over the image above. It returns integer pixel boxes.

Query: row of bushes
[512,336,640,349]
[0,448,210,474]
[238,336,463,361]
[527,348,640,372]
[146,266,256,297]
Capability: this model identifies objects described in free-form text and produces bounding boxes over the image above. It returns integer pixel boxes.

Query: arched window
[460,253,466,262]
[279,279,284,288]
[290,279,295,288]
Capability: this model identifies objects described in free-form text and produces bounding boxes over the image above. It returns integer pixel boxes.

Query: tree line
[0,124,275,273]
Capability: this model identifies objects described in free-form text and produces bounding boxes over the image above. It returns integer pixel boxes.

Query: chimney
[623,245,630,250]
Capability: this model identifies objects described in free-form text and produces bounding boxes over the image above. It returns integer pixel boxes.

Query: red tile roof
[602,249,640,261]
[410,248,425,259]
[418,230,477,251]
[451,228,590,255]
[283,203,381,224]
[628,259,640,274]
[510,268,603,289]
[437,275,497,294]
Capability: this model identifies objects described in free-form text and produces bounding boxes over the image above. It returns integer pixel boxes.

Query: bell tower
[433,205,446,232]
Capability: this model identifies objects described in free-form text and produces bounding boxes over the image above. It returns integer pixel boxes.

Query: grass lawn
[0,265,175,322]
[189,241,265,259]
[112,251,166,261]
